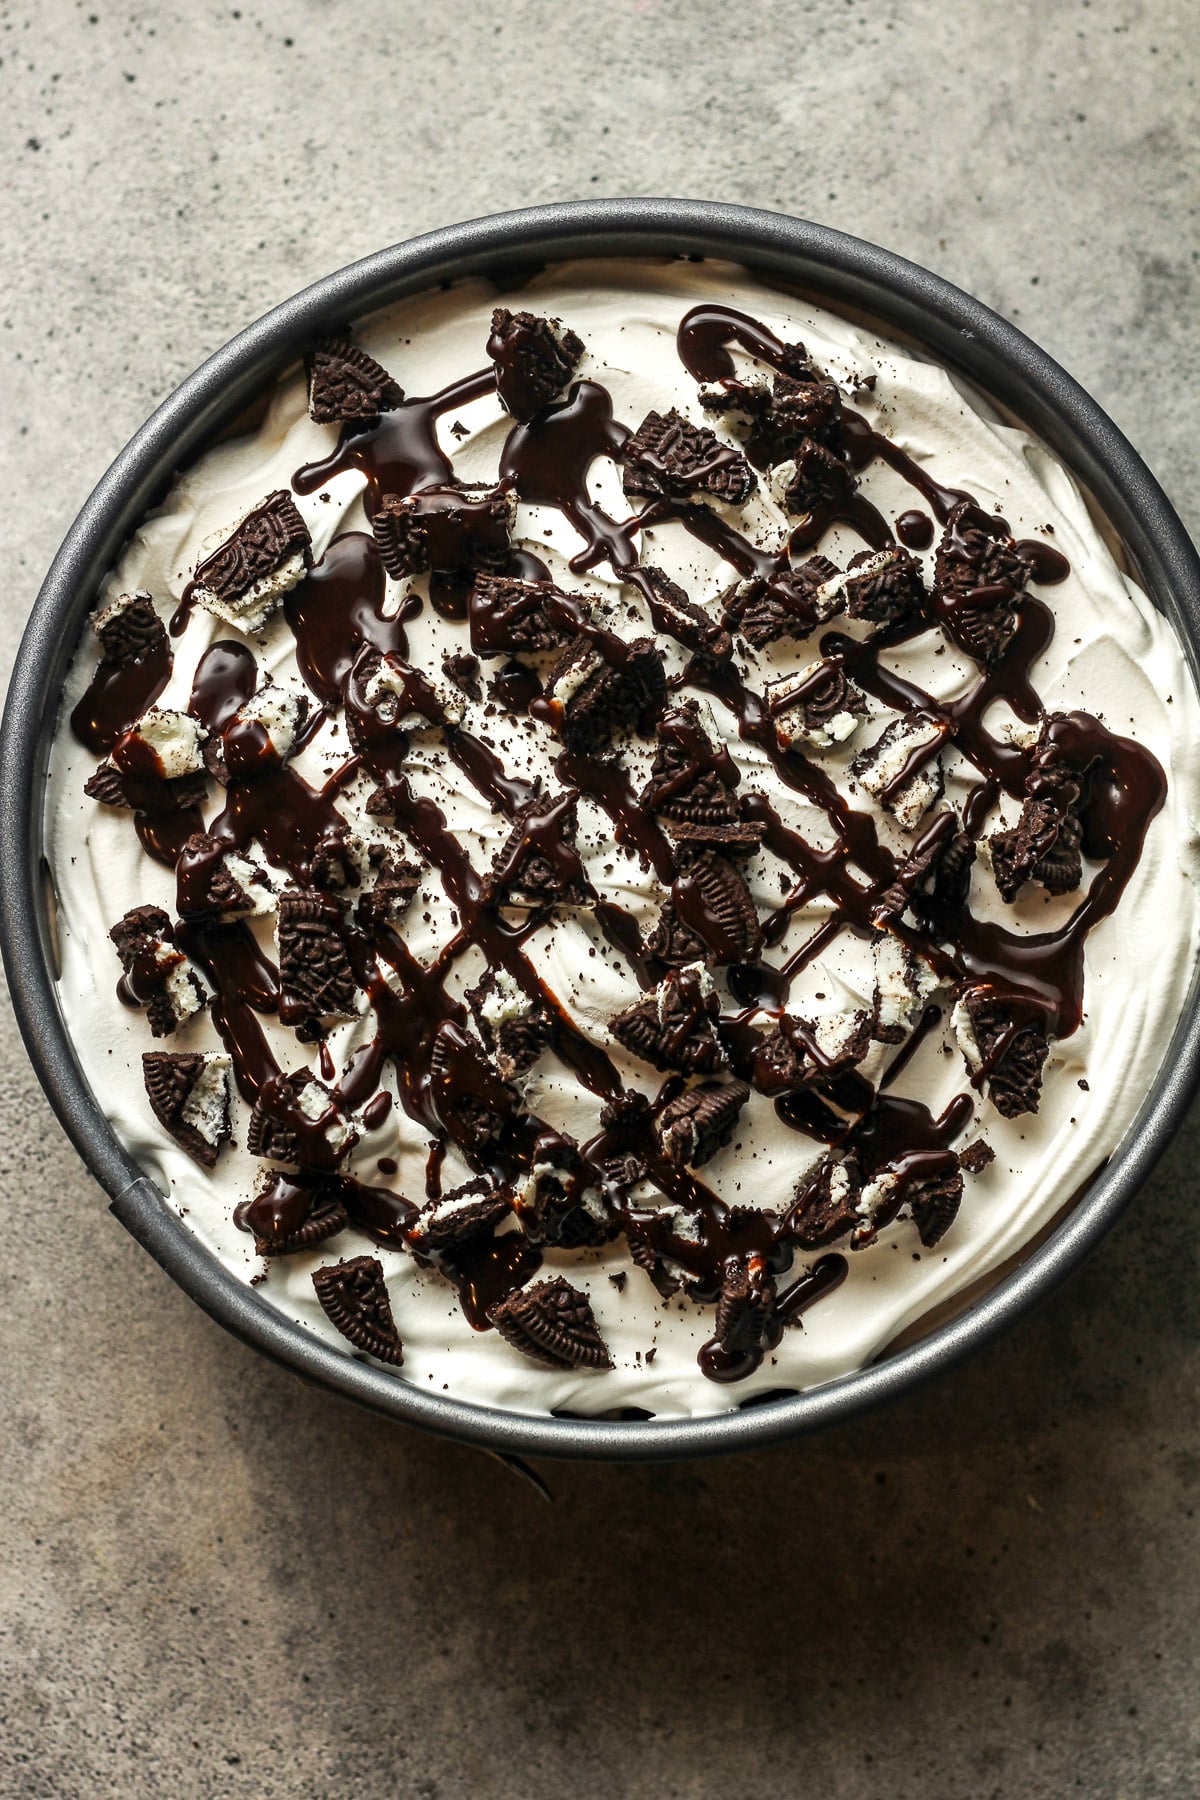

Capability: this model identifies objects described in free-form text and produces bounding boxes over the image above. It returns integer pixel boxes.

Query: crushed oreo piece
[711,1252,777,1361]
[870,933,937,1044]
[671,849,762,965]
[851,711,946,831]
[643,896,708,967]
[907,1161,964,1249]
[486,791,588,908]
[407,1179,513,1254]
[142,1049,232,1169]
[357,846,423,929]
[239,1170,350,1257]
[306,337,404,423]
[109,904,207,1036]
[751,1010,871,1097]
[312,1255,404,1365]
[657,1079,750,1167]
[840,546,928,626]
[872,811,975,928]
[640,698,761,851]
[189,491,312,632]
[768,655,868,751]
[989,718,1089,901]
[467,572,580,658]
[277,891,359,1032]
[428,1022,512,1153]
[373,481,515,579]
[246,1070,355,1166]
[769,439,853,518]
[487,308,585,421]
[622,408,756,506]
[440,651,483,702]
[92,590,167,665]
[722,554,842,650]
[466,967,551,1080]
[611,964,725,1075]
[83,762,133,808]
[176,832,276,919]
[933,500,1032,665]
[640,566,732,661]
[490,1275,613,1370]
[952,986,1051,1119]
[958,1138,995,1175]
[513,1150,615,1250]
[788,1154,863,1249]
[545,634,666,754]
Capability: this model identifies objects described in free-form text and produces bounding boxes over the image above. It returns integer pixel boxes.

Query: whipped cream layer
[47,258,1200,1417]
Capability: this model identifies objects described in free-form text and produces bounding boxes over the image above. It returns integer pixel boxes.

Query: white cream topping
[46,257,1200,1419]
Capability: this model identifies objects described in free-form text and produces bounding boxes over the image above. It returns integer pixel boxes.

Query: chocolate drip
[71,634,172,754]
[293,368,497,512]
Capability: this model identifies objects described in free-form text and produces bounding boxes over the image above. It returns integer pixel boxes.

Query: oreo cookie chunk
[788,1154,863,1249]
[768,656,868,751]
[357,845,423,929]
[487,307,585,421]
[109,904,208,1036]
[441,651,483,703]
[142,1049,232,1169]
[622,408,756,506]
[276,891,359,1036]
[851,712,946,831]
[490,1276,613,1370]
[722,554,842,650]
[246,1070,357,1167]
[372,481,516,580]
[428,1021,514,1154]
[768,439,853,518]
[951,985,1052,1118]
[933,501,1032,665]
[709,1252,777,1365]
[485,791,589,909]
[750,1009,871,1097]
[544,635,666,755]
[869,933,938,1044]
[640,567,732,662]
[989,719,1088,901]
[223,681,308,767]
[643,895,708,967]
[188,491,312,633]
[306,337,404,423]
[640,698,761,852]
[406,1180,513,1255]
[312,1255,404,1365]
[92,589,168,665]
[467,572,580,658]
[611,964,726,1075]
[656,1079,749,1168]
[670,850,762,965]
[856,1153,964,1251]
[829,546,928,627]
[176,832,277,920]
[513,1149,615,1250]
[466,967,552,1081]
[237,1169,351,1258]
[872,810,975,928]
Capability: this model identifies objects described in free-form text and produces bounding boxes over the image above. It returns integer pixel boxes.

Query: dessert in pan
[48,260,1200,1417]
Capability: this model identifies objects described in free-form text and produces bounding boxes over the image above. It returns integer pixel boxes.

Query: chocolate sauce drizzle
[74,293,1167,1387]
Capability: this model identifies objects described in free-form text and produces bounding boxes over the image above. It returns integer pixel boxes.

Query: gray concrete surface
[2,2,1198,1794]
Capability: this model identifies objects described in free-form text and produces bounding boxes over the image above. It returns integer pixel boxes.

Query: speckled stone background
[2,2,1198,1795]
